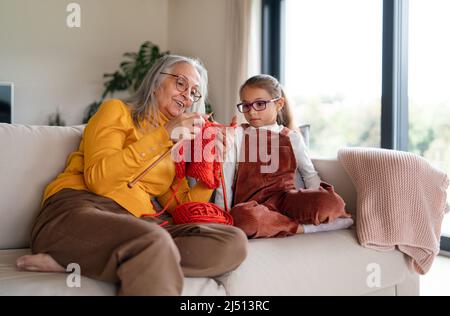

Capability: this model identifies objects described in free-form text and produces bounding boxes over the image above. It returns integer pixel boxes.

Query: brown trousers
[31,188,247,296]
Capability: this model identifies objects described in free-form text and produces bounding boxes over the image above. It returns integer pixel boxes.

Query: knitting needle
[128,149,171,188]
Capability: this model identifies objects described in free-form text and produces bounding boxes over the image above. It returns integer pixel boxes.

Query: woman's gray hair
[124,54,208,130]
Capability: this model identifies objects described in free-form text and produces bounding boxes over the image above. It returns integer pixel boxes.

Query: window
[265,0,450,250]
[0,83,14,124]
[408,0,450,239]
[284,0,383,158]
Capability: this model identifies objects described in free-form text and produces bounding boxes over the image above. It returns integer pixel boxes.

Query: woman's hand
[164,112,207,142]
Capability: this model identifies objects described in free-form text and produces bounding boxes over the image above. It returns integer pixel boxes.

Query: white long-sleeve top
[215,123,321,209]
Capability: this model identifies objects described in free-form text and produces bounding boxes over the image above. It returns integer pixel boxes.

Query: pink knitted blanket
[338,147,450,274]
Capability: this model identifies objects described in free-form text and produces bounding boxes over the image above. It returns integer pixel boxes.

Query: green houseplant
[48,107,66,126]
[82,41,169,123]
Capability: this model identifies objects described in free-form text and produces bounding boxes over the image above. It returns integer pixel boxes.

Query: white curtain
[223,0,259,123]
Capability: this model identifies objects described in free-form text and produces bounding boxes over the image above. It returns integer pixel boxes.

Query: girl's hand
[229,115,238,126]
[216,115,237,155]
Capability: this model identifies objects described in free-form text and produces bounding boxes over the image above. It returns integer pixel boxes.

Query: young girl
[215,74,353,238]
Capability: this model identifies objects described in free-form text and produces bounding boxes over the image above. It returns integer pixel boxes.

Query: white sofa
[0,123,419,296]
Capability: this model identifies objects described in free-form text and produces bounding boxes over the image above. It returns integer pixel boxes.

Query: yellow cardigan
[42,99,213,217]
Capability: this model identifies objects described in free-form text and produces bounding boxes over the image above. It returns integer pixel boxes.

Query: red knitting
[141,119,236,226]
[174,120,229,189]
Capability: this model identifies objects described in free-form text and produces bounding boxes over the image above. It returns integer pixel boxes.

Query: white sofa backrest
[0,124,84,249]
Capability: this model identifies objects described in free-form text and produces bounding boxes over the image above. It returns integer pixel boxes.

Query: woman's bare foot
[16,253,65,272]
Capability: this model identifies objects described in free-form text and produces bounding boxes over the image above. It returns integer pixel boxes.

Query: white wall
[168,0,230,122]
[0,0,248,125]
[0,0,168,125]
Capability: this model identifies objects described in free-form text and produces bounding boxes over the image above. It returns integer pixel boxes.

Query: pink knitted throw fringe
[338,147,450,274]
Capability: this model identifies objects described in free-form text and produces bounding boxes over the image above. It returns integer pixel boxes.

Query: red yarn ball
[172,202,234,225]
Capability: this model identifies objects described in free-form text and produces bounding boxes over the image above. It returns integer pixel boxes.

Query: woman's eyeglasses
[160,72,202,103]
[236,97,280,113]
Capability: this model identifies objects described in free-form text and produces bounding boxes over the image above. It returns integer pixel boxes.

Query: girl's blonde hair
[124,54,208,130]
[239,74,297,130]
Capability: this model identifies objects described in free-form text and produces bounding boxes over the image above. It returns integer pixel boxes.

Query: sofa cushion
[0,124,84,249]
[217,228,410,295]
[0,249,226,296]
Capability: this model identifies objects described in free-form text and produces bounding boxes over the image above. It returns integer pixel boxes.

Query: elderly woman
[16,55,247,295]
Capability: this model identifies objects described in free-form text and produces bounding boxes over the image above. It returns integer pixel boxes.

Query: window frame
[261,0,282,80]
[381,0,409,151]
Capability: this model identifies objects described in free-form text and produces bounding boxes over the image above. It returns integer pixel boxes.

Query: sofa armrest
[312,158,357,216]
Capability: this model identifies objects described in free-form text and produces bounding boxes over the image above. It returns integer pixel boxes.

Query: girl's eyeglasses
[160,72,202,103]
[236,97,280,113]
